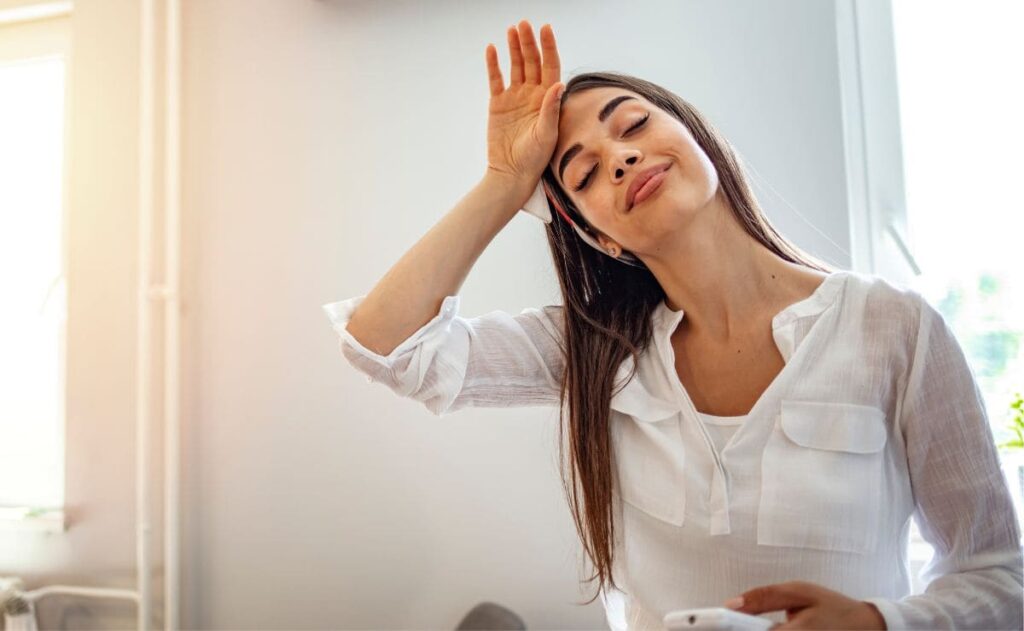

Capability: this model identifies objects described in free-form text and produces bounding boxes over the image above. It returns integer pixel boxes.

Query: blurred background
[0,0,1021,629]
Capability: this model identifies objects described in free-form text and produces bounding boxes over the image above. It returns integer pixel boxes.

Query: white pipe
[163,0,182,628]
[136,0,156,628]
[25,586,140,604]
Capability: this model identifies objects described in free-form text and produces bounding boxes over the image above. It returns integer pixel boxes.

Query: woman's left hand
[722,580,887,630]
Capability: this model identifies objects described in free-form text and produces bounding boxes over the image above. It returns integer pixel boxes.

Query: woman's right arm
[342,172,533,358]
[323,20,568,416]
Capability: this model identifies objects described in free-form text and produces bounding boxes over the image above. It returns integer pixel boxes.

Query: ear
[596,234,619,254]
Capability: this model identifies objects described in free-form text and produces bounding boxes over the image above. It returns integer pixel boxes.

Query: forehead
[551,88,644,166]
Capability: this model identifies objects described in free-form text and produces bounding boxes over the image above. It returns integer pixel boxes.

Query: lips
[626,162,671,211]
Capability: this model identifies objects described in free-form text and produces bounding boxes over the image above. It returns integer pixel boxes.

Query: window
[890,0,1024,530]
[0,6,71,532]
[837,0,1024,593]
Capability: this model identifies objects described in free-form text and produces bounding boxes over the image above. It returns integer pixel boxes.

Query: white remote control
[663,607,775,630]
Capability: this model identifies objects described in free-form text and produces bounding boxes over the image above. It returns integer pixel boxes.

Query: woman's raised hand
[484,20,563,193]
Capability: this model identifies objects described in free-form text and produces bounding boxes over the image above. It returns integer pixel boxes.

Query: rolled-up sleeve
[322,294,566,416]
[863,298,1024,630]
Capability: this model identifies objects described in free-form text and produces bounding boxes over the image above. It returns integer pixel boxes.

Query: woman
[323,20,1023,630]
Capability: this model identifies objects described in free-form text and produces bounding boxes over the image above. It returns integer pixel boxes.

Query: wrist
[480,169,536,208]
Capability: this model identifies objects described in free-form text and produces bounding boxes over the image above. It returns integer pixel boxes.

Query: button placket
[708,464,732,535]
[655,314,734,536]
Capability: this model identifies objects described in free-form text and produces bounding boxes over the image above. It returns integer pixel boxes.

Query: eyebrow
[557,95,637,185]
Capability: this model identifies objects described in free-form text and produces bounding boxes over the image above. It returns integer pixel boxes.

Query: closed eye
[573,112,651,193]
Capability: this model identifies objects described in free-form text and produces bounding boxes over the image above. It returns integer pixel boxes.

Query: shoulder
[841,270,930,325]
[513,303,566,348]
[524,303,565,330]
[838,270,944,351]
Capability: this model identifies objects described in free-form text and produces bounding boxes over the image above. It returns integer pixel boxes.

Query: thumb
[539,82,565,136]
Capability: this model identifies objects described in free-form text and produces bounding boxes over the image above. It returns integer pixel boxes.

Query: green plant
[21,505,60,519]
[997,392,1024,452]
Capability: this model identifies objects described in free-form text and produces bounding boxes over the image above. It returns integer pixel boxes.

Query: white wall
[4,1,857,629]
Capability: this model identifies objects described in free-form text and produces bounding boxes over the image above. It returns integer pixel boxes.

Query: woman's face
[549,87,719,256]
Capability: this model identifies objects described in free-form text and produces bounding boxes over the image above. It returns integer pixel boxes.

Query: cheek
[680,139,712,174]
[589,207,618,240]
[687,148,718,190]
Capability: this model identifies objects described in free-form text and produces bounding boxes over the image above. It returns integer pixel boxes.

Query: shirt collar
[652,270,849,335]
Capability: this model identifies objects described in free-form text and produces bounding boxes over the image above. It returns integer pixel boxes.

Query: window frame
[835,0,920,284]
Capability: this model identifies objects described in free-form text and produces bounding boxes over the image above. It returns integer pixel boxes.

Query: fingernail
[724,596,744,610]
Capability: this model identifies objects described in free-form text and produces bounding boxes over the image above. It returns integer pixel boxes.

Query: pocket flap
[609,356,678,422]
[780,400,887,453]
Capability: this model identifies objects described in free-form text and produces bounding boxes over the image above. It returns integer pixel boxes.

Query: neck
[641,192,821,342]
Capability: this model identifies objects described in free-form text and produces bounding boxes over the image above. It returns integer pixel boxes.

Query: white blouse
[322,270,1023,630]
[697,412,747,455]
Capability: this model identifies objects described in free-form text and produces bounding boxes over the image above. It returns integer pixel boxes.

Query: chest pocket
[609,371,686,527]
[758,399,888,554]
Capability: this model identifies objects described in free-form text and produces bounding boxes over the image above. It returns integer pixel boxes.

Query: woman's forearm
[344,172,533,357]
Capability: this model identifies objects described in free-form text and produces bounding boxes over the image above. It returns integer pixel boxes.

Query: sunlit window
[0,53,67,515]
[891,0,1024,536]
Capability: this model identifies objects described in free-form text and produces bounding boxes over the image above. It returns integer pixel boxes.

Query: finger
[732,582,818,615]
[539,82,565,138]
[517,19,541,84]
[507,25,524,85]
[539,23,561,86]
[485,44,505,97]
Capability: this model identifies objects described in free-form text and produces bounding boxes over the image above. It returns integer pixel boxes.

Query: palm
[484,21,562,181]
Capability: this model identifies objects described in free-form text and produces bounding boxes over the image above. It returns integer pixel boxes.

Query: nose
[611,153,640,183]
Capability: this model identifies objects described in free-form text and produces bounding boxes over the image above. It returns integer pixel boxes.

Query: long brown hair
[540,71,837,605]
